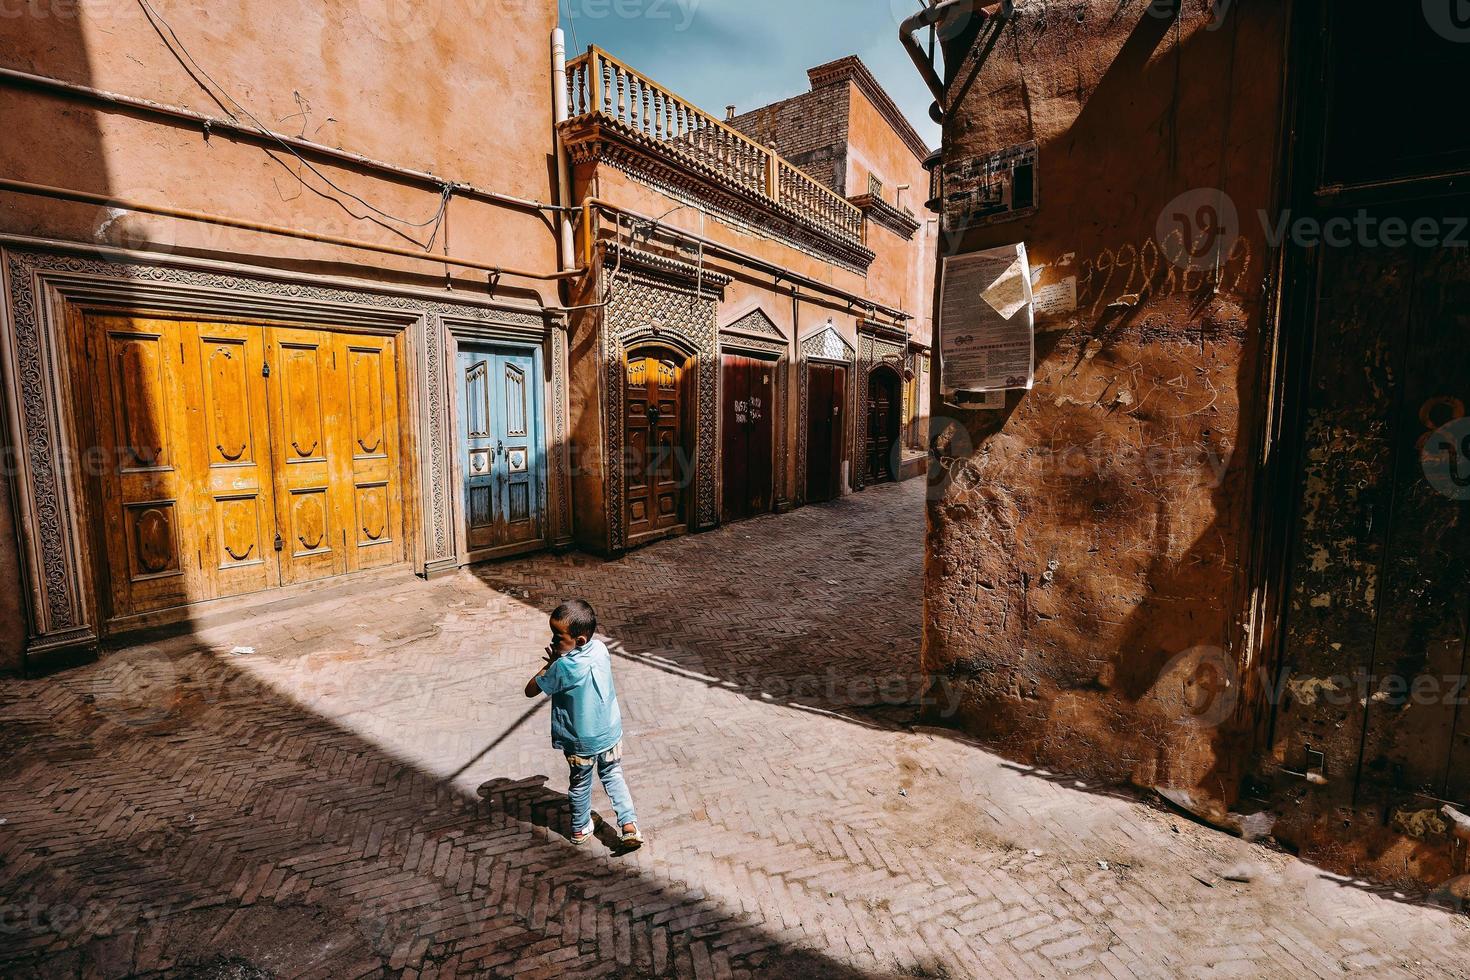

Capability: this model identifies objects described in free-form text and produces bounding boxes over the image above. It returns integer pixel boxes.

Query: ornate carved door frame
[854,323,911,492]
[0,240,562,664]
[445,318,573,566]
[601,246,728,553]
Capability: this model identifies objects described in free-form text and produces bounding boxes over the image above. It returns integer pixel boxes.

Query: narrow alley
[2,482,1467,978]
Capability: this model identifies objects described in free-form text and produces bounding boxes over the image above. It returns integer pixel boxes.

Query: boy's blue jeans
[567,742,637,832]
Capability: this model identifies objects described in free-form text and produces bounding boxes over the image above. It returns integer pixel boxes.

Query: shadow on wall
[0,2,112,674]
[925,2,1273,835]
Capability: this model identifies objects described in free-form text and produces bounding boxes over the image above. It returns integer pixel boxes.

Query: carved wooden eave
[562,115,877,274]
[849,193,922,241]
[858,317,911,343]
[603,240,732,299]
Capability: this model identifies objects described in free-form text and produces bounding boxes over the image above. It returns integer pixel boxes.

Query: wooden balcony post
[590,48,604,115]
[766,152,779,202]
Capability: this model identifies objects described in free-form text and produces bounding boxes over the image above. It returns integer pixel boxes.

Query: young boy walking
[524,599,643,849]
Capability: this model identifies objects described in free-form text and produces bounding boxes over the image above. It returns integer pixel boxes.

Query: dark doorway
[865,368,901,485]
[721,353,775,522]
[1267,0,1470,812]
[805,362,847,503]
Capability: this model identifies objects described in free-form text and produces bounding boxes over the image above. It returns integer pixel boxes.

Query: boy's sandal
[571,812,601,845]
[619,823,644,849]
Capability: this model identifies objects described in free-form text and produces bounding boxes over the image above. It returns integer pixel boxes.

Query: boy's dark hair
[552,599,597,640]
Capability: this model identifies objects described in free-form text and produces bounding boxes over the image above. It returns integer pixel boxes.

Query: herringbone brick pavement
[2,480,1468,978]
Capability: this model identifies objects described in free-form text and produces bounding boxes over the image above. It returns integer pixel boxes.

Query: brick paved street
[2,479,1468,978]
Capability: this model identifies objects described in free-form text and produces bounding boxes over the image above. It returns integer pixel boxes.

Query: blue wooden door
[457,344,542,553]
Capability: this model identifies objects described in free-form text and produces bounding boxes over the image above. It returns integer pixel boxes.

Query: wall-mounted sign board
[939,243,1034,400]
[941,140,1038,232]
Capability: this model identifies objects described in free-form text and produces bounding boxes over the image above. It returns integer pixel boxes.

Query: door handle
[497,439,504,459]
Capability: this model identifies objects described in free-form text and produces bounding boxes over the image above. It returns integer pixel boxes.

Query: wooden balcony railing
[566,46,865,245]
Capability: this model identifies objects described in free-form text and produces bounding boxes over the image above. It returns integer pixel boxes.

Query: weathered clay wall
[925,1,1287,817]
[0,0,559,670]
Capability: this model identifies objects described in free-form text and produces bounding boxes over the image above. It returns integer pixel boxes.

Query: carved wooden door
[625,350,685,542]
[264,327,404,584]
[83,314,406,623]
[721,353,774,522]
[336,333,404,572]
[265,327,345,584]
[85,315,211,618]
[457,343,543,555]
[195,322,281,599]
[805,362,846,503]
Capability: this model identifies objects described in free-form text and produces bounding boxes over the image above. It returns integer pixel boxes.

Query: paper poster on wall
[939,243,1035,396]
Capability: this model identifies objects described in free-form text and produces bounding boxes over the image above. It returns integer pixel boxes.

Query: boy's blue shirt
[536,638,623,756]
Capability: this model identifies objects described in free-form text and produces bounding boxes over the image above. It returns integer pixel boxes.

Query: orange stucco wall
[0,0,560,670]
[844,81,936,340]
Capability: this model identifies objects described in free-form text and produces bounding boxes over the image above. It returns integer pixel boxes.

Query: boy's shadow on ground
[476,776,638,855]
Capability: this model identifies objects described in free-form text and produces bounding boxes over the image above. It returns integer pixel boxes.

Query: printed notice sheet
[939,243,1035,394]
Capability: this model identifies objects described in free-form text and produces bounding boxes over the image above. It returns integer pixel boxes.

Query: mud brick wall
[925,1,1287,819]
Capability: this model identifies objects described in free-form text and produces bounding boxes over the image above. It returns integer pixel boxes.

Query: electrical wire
[562,0,581,54]
[135,0,452,237]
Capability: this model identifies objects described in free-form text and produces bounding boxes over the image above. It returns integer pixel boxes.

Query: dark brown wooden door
[625,349,686,542]
[805,362,846,503]
[1273,243,1470,807]
[83,314,406,623]
[866,370,900,484]
[721,353,774,522]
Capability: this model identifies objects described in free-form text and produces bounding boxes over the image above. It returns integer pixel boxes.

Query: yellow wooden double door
[82,314,407,622]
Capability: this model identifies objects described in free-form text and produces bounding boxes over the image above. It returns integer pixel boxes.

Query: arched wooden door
[625,347,688,543]
[866,368,901,484]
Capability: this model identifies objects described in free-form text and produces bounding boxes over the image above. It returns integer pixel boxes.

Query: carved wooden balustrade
[565,47,865,247]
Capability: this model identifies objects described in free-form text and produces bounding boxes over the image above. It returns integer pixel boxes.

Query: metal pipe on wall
[0,178,583,283]
[551,29,577,273]
[582,198,913,325]
[0,66,567,216]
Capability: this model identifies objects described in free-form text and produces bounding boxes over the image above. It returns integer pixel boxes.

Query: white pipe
[552,29,577,273]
